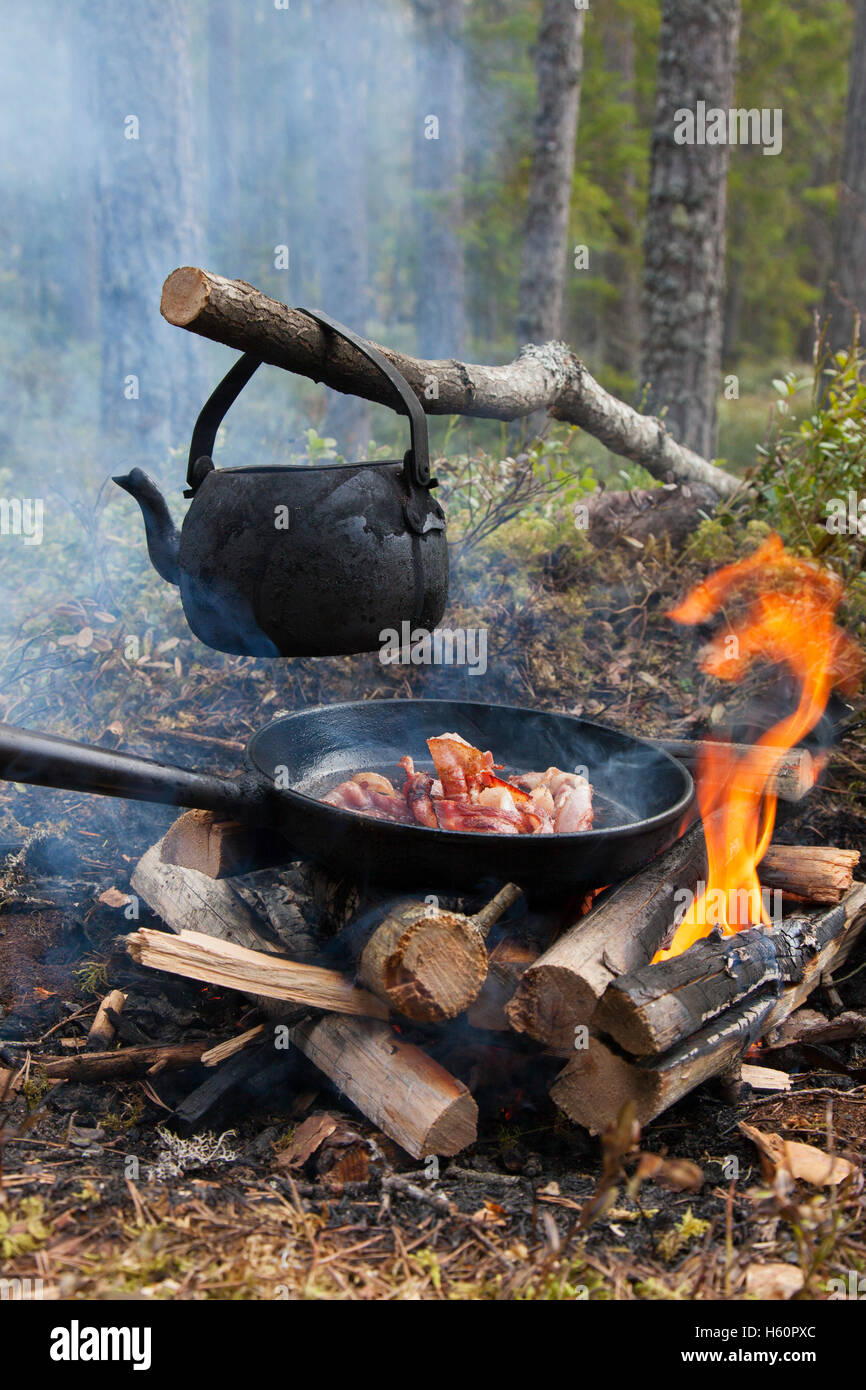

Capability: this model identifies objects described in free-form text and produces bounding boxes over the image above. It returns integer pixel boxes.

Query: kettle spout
[113,468,181,586]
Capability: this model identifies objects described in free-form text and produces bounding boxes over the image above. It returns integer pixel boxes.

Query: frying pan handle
[0,723,257,818]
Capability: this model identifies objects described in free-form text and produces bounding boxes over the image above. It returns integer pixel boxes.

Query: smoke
[0,0,567,874]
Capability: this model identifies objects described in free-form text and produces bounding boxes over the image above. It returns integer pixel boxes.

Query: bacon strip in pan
[321,733,593,835]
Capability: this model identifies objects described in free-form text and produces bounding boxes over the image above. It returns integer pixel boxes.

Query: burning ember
[654,533,863,962]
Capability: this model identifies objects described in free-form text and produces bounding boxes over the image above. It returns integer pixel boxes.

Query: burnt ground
[0,538,865,1300]
[0,740,864,1300]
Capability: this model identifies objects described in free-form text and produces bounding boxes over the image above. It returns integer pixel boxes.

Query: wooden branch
[36,1041,210,1081]
[758,845,860,903]
[161,810,289,879]
[594,906,847,1057]
[86,989,126,1051]
[652,741,816,803]
[289,1014,477,1159]
[765,1008,866,1049]
[200,1023,267,1066]
[160,267,740,498]
[551,883,866,1132]
[174,1046,302,1136]
[506,824,708,1051]
[127,927,388,1020]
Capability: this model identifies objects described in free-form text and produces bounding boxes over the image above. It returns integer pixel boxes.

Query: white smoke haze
[0,1,521,692]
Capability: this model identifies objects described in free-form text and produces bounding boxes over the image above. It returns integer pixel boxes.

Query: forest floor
[0,501,865,1301]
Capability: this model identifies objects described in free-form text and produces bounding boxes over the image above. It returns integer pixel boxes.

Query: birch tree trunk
[413,0,467,359]
[641,0,741,460]
[826,0,866,354]
[516,0,585,346]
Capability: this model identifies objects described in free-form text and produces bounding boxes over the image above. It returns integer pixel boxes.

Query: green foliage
[728,0,853,362]
[73,957,110,998]
[753,338,866,586]
[437,425,598,559]
[299,427,340,465]
[0,1196,52,1257]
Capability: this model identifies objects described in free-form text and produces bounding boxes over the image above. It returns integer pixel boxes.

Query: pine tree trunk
[826,0,866,354]
[89,1,203,464]
[596,1,641,378]
[641,0,740,460]
[207,0,240,262]
[312,1,370,455]
[516,0,585,346]
[412,0,467,359]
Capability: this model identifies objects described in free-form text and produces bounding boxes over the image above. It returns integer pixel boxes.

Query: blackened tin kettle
[114,310,448,657]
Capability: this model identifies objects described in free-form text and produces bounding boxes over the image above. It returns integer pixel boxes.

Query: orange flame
[654,534,863,962]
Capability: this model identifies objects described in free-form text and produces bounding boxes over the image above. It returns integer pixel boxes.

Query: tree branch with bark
[160,266,742,499]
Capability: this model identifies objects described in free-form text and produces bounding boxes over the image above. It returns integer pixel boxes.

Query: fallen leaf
[784,1140,857,1186]
[275,1112,338,1169]
[75,626,94,649]
[634,1153,704,1192]
[739,1122,858,1186]
[471,1201,508,1226]
[98,888,130,908]
[745,1262,804,1300]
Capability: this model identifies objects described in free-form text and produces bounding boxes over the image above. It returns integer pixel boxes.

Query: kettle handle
[300,309,431,488]
[185,311,431,493]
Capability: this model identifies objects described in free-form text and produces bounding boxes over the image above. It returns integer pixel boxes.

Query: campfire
[1,537,863,1170]
[43,538,850,1159]
[655,533,863,961]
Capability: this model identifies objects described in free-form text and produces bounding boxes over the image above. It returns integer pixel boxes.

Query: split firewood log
[506,824,708,1051]
[130,836,478,1158]
[757,844,860,903]
[551,883,866,1132]
[593,906,848,1057]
